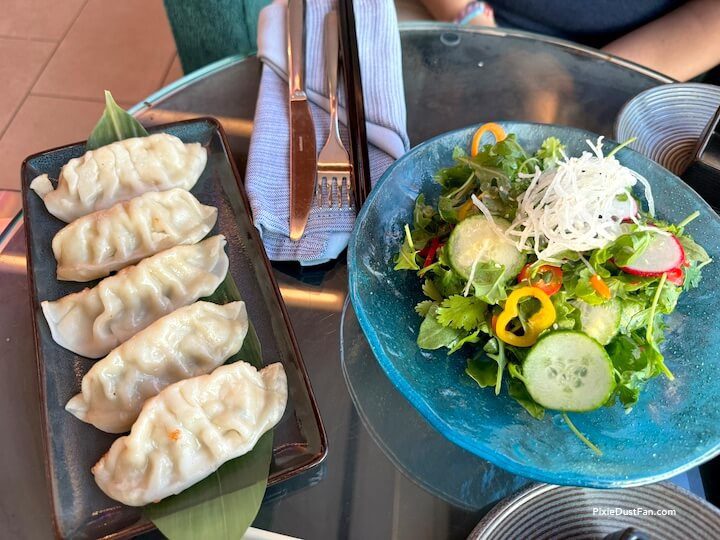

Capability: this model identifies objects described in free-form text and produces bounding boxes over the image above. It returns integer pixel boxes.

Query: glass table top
[1,24,713,539]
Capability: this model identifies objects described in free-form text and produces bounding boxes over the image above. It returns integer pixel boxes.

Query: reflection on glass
[140,109,253,137]
[0,190,23,255]
[279,285,345,311]
[497,50,575,124]
[340,299,528,511]
[0,254,26,275]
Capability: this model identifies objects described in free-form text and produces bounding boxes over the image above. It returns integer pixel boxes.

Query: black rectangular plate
[21,118,327,539]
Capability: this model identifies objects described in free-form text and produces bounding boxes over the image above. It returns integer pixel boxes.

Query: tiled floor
[0,0,183,191]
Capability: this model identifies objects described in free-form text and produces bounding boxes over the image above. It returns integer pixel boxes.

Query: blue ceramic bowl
[348,122,720,488]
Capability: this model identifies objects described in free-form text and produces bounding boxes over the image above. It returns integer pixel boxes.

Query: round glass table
[1,24,713,539]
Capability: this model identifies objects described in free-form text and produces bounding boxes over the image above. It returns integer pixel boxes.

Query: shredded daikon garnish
[501,137,654,262]
[463,252,482,297]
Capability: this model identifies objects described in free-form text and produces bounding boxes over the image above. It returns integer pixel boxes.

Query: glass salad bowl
[348,122,720,488]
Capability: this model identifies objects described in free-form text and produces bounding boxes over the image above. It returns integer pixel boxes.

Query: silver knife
[287,0,317,241]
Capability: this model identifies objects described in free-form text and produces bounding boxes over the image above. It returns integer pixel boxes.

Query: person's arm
[420,0,469,20]
[603,0,720,81]
[419,0,495,25]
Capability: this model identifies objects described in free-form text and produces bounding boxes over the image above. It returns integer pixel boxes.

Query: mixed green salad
[394,124,711,452]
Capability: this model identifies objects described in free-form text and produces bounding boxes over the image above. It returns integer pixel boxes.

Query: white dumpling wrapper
[92,361,287,506]
[42,235,229,358]
[30,133,207,222]
[52,188,217,282]
[66,301,249,433]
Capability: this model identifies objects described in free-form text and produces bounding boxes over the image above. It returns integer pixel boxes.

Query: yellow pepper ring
[471,122,507,156]
[457,198,476,222]
[495,286,557,347]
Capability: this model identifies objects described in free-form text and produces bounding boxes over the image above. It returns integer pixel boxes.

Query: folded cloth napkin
[246,0,409,265]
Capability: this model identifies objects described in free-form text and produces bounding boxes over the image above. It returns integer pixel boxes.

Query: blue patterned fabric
[245,0,409,265]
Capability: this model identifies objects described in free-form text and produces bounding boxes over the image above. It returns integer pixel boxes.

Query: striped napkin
[245,0,409,265]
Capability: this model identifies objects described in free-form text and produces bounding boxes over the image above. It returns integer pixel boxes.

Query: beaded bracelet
[453,1,493,25]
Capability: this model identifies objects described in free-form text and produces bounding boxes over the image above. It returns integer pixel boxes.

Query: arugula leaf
[621,278,680,320]
[453,146,468,160]
[416,304,483,353]
[534,136,565,169]
[415,300,435,317]
[484,338,506,394]
[507,361,526,381]
[508,345,531,365]
[656,211,700,236]
[394,224,420,271]
[563,265,597,303]
[465,356,498,388]
[607,273,655,296]
[563,257,663,315]
[455,157,517,221]
[436,295,487,331]
[551,292,579,330]
[433,135,534,223]
[658,284,681,314]
[684,263,705,291]
[435,161,473,190]
[426,249,466,297]
[618,299,647,334]
[438,174,476,224]
[470,262,508,304]
[429,266,464,298]
[469,134,529,178]
[413,194,451,241]
[678,234,711,291]
[458,157,510,184]
[508,379,545,419]
[438,195,463,224]
[483,336,499,354]
[679,234,711,265]
[87,91,148,150]
[413,194,435,232]
[422,278,443,301]
[417,305,463,350]
[448,329,481,354]
[590,232,651,268]
[606,333,663,408]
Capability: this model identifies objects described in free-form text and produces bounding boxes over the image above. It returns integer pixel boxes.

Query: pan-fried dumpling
[30,133,207,222]
[66,301,249,433]
[92,361,287,506]
[42,235,229,358]
[53,188,217,282]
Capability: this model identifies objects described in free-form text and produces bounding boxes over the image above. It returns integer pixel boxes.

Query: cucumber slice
[447,215,525,281]
[523,331,615,412]
[573,299,621,345]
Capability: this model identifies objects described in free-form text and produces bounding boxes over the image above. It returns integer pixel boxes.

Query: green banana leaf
[86,90,148,150]
[86,98,272,538]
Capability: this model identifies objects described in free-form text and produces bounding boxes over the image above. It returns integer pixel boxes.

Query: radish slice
[618,232,686,276]
[611,194,638,221]
[667,267,684,286]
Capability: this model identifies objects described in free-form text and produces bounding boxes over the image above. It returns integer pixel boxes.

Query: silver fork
[316,10,353,208]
